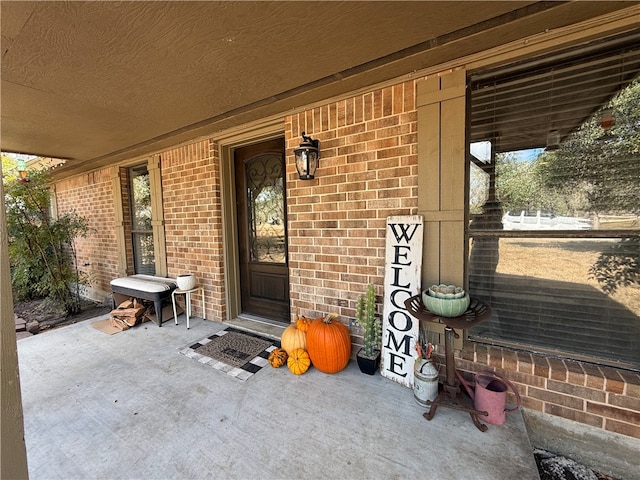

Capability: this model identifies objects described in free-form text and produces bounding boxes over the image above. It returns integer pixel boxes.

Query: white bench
[110,275,177,327]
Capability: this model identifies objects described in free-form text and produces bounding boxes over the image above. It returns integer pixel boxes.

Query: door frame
[218,119,286,322]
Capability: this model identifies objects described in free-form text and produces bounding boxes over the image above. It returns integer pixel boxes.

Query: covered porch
[18,314,538,479]
[4,3,640,479]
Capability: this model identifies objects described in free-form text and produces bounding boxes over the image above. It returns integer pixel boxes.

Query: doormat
[179,327,279,381]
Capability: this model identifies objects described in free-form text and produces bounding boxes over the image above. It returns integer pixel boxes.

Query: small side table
[172,287,205,329]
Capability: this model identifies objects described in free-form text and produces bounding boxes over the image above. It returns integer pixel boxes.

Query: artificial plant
[355,284,382,357]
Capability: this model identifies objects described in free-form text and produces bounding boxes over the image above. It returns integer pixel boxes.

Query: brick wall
[457,344,640,439]
[160,139,225,321]
[54,168,118,298]
[283,80,639,442]
[50,76,639,442]
[285,81,419,334]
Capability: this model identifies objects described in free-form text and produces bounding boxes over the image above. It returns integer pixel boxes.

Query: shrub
[5,169,91,314]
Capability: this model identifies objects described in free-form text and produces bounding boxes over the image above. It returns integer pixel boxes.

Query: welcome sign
[381,215,423,388]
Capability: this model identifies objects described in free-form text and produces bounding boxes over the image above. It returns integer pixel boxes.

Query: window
[129,164,155,275]
[246,153,286,264]
[466,34,640,368]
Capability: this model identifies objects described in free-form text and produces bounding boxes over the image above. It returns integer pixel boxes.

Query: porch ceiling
[0,1,634,176]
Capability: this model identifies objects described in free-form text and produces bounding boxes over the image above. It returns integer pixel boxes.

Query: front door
[234,138,290,323]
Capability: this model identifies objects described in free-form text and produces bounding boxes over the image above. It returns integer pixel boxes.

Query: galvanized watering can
[455,370,521,425]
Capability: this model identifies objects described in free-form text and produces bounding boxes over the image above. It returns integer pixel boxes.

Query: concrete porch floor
[17,314,540,480]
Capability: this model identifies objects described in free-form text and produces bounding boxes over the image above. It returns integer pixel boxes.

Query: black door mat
[179,327,279,381]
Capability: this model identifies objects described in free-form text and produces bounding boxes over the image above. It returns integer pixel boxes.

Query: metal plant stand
[404,295,493,432]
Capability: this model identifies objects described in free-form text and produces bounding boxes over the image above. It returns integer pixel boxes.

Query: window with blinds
[129,164,155,275]
[466,33,640,369]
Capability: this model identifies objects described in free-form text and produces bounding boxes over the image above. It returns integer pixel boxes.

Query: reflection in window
[246,153,286,263]
[467,38,640,368]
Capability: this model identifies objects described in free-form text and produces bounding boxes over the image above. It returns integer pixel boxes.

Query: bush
[5,169,91,314]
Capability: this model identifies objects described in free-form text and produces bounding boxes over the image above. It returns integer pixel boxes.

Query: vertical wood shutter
[148,155,167,277]
[417,68,467,347]
[111,166,128,277]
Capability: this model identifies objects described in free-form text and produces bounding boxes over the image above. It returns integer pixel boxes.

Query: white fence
[502,211,592,230]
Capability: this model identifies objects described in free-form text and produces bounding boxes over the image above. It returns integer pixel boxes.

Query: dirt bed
[14,298,111,335]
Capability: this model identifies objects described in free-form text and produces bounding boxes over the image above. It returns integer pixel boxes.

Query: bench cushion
[110,274,177,293]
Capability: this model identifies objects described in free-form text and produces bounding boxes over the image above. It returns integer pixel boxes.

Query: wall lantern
[596,107,616,143]
[17,158,29,183]
[294,132,320,180]
[545,130,560,151]
[598,107,615,132]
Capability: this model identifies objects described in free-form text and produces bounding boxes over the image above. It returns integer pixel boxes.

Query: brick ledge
[450,342,640,439]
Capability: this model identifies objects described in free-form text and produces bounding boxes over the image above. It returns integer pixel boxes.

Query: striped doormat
[179,327,279,381]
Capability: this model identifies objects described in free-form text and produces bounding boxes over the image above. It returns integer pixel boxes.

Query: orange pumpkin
[268,348,288,368]
[281,323,306,354]
[296,316,313,333]
[306,313,351,374]
[287,348,311,375]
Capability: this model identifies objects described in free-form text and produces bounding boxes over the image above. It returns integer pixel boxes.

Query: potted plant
[355,284,382,375]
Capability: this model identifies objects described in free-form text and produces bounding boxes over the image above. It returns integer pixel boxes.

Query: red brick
[474,345,488,364]
[354,96,364,124]
[586,402,640,424]
[582,363,605,390]
[564,360,586,386]
[609,392,640,412]
[488,346,503,368]
[510,371,546,389]
[617,369,640,396]
[521,396,544,411]
[528,387,584,410]
[533,355,550,378]
[545,404,603,428]
[393,84,404,115]
[366,136,400,151]
[502,349,518,372]
[547,358,567,381]
[460,345,475,362]
[403,81,416,112]
[373,90,383,118]
[600,366,625,394]
[605,418,640,438]
[546,379,606,403]
[517,351,534,374]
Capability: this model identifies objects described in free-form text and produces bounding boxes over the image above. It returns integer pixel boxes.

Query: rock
[15,314,27,331]
[26,320,40,334]
[534,449,610,480]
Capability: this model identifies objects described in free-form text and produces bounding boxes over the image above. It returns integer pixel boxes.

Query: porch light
[17,158,29,183]
[545,130,560,151]
[294,132,319,180]
[596,107,616,142]
[598,107,615,131]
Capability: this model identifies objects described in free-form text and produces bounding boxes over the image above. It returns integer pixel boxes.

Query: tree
[483,79,639,294]
[2,154,18,181]
[5,168,91,314]
[539,79,640,215]
[538,79,640,294]
[494,152,578,215]
[495,153,541,212]
[589,237,639,294]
